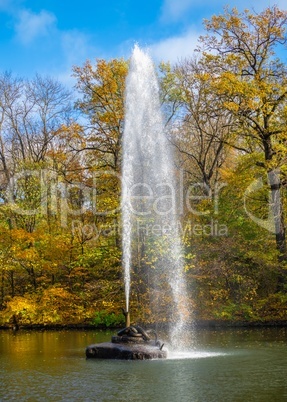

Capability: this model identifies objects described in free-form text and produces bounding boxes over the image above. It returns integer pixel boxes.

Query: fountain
[86,45,189,359]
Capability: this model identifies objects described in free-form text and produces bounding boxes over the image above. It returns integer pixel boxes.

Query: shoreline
[1,319,287,331]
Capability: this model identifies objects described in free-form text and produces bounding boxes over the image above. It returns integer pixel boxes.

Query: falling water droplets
[121,45,191,349]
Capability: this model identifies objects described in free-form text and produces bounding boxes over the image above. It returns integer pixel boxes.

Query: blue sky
[0,0,286,86]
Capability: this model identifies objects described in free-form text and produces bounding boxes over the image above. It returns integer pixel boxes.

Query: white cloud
[61,30,96,65]
[160,0,194,23]
[0,0,17,11]
[0,0,26,15]
[276,0,287,9]
[15,9,56,45]
[221,0,287,11]
[156,1,287,63]
[55,69,78,89]
[51,30,101,88]
[0,0,10,9]
[160,0,287,23]
[148,29,201,64]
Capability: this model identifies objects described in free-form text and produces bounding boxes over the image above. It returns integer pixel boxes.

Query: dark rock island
[86,323,167,360]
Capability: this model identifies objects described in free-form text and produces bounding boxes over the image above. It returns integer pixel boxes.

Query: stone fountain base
[86,341,167,360]
[86,325,167,360]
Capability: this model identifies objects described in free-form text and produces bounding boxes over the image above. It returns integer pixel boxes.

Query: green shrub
[91,310,125,328]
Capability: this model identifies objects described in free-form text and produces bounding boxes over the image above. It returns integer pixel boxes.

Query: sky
[0,0,286,87]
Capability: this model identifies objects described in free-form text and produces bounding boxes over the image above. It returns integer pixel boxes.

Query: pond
[1,327,287,401]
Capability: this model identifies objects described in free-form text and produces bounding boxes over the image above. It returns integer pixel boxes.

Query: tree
[73,58,128,172]
[171,57,233,189]
[198,6,287,269]
[0,73,83,301]
[73,58,129,253]
[0,72,74,204]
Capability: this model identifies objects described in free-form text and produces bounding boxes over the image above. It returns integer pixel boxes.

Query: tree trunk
[10,270,15,297]
[268,169,287,290]
[0,270,4,307]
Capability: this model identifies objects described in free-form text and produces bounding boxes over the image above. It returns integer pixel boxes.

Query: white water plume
[121,45,190,348]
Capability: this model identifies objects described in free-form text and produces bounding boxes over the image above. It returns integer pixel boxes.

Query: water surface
[1,327,287,401]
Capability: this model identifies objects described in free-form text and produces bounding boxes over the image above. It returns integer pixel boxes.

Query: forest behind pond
[1,6,287,328]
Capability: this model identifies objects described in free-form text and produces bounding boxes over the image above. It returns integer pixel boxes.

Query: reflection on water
[167,350,227,360]
[1,327,287,401]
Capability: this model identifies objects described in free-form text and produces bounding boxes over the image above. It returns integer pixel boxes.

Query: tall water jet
[121,45,190,348]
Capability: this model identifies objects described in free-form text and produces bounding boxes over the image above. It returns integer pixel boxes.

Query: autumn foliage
[0,6,287,328]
